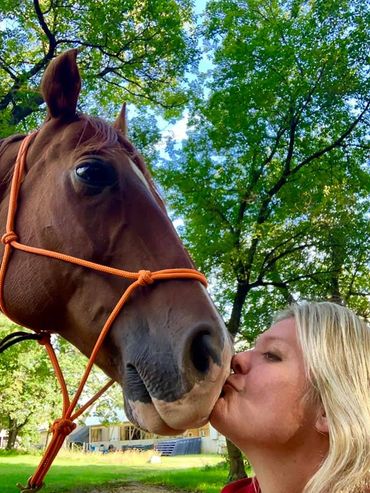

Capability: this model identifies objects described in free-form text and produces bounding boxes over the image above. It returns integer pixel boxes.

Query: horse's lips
[124,383,217,435]
[121,368,180,434]
[123,354,231,435]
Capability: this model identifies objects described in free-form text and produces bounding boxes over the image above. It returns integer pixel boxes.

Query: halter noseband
[0,132,207,492]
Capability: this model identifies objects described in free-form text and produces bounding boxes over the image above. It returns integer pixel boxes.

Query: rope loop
[51,418,76,436]
[137,270,154,286]
[1,232,18,244]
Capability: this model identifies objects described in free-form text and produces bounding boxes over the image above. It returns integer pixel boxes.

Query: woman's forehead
[258,317,298,346]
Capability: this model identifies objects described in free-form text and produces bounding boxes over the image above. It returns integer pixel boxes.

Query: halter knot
[51,418,76,436]
[37,333,51,346]
[16,478,45,492]
[137,270,154,286]
[1,232,18,244]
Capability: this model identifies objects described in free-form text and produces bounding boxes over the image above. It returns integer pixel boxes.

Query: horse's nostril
[190,330,217,374]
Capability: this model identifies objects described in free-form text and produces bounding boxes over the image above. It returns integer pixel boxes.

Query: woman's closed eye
[263,351,282,362]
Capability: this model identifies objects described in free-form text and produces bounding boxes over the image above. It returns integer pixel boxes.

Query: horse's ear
[40,49,81,119]
[113,103,128,136]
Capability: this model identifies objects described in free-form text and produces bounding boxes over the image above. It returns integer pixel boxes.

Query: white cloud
[172,218,185,231]
[161,112,189,142]
[155,112,190,156]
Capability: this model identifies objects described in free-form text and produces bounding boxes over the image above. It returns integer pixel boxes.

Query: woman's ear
[315,407,329,434]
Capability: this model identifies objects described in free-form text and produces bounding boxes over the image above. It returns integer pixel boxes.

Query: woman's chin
[209,397,226,430]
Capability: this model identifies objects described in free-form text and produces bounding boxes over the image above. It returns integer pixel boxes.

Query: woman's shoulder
[221,477,260,493]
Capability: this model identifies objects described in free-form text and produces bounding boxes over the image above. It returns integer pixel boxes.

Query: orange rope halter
[0,132,207,492]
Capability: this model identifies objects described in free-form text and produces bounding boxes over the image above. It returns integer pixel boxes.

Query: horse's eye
[75,159,118,189]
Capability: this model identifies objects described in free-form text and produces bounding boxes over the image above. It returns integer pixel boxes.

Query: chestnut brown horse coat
[0,50,232,435]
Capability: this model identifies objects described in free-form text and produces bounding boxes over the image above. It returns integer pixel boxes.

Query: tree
[157,0,370,480]
[0,315,60,448]
[0,315,120,449]
[0,0,197,135]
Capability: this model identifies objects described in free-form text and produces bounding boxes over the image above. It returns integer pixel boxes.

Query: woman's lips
[223,374,244,392]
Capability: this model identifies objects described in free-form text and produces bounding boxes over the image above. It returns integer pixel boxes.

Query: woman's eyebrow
[255,334,289,345]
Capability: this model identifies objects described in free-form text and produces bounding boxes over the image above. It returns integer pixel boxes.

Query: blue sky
[194,0,208,14]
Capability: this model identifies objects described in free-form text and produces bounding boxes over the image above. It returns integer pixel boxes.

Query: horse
[0,50,232,438]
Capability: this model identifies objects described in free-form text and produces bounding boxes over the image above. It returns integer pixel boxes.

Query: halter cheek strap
[0,132,207,492]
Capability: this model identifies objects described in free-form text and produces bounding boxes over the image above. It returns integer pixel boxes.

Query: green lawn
[0,451,230,493]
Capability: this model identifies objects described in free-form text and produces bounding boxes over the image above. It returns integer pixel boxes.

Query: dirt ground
[82,482,187,493]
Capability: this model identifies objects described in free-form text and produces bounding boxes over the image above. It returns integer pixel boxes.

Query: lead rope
[0,132,207,492]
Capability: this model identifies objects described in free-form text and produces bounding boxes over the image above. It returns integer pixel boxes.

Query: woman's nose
[231,350,251,374]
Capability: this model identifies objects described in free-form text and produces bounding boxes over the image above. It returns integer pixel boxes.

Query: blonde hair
[276,302,370,493]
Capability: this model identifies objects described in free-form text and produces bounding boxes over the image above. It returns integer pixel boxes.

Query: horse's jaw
[122,345,232,435]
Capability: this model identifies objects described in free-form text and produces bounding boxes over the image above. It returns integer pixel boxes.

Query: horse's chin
[124,398,187,435]
[125,397,214,435]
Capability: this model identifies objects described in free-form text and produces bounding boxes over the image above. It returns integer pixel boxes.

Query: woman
[211,302,370,493]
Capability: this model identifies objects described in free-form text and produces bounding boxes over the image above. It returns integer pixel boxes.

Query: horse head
[0,50,232,435]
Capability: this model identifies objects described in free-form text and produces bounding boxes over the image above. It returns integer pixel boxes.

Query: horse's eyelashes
[74,159,118,190]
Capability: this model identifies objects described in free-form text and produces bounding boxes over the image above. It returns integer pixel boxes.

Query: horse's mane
[0,134,25,151]
[0,134,25,189]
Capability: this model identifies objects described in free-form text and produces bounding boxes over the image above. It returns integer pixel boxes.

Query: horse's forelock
[73,115,120,151]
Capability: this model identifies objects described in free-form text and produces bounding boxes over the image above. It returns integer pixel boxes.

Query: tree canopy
[0,0,196,135]
[157,0,370,340]
[155,2,369,477]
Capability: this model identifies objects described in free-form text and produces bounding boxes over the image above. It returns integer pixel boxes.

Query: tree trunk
[6,417,19,450]
[10,94,44,126]
[5,414,30,450]
[226,438,247,482]
[224,284,251,482]
[328,229,345,305]
[228,281,250,337]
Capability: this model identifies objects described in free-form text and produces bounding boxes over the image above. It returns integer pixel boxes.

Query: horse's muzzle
[120,322,232,434]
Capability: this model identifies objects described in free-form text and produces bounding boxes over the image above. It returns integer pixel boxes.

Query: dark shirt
[221,477,261,493]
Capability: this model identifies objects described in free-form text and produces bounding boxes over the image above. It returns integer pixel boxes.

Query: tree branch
[296,62,327,119]
[292,100,370,175]
[0,58,18,80]
[260,229,309,269]
[348,291,370,297]
[208,206,236,236]
[262,124,287,167]
[284,110,298,172]
[100,75,185,109]
[253,269,335,289]
[33,0,56,48]
[260,242,316,279]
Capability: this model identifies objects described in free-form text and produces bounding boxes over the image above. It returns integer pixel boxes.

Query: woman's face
[210,317,322,451]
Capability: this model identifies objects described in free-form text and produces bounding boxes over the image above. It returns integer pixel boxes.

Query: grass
[142,462,232,493]
[0,450,230,493]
